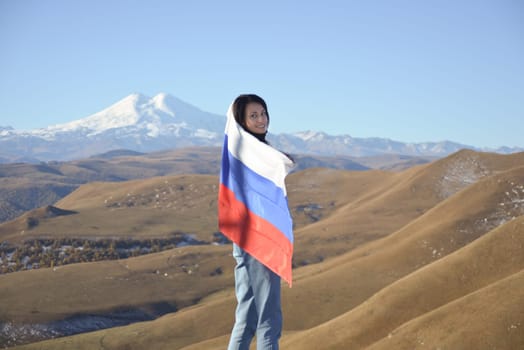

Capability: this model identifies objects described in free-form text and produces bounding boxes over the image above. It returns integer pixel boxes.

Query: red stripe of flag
[218,184,293,286]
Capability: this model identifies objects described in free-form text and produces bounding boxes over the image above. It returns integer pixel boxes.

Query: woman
[219,94,295,350]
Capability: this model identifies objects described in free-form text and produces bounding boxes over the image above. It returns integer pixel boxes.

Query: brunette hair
[232,94,270,129]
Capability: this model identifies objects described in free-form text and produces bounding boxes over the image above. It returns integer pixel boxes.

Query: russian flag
[218,103,295,286]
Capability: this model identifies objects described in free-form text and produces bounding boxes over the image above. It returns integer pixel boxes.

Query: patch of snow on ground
[436,153,491,199]
[469,180,524,235]
[425,169,523,262]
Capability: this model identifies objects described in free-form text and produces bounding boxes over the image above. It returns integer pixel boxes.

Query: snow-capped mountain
[0,93,521,162]
[28,93,224,140]
[0,93,226,161]
[272,131,480,158]
[0,126,14,134]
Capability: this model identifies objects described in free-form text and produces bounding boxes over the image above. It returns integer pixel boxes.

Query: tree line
[0,234,212,274]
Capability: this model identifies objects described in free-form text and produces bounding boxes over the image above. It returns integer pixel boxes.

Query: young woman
[220,94,294,350]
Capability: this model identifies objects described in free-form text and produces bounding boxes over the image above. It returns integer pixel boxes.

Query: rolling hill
[0,150,522,349]
[0,146,434,225]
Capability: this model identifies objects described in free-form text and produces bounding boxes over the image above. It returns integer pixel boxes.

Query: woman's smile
[244,102,268,134]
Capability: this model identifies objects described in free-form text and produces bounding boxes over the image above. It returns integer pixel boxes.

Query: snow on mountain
[0,126,14,137]
[294,130,328,142]
[0,93,228,161]
[52,93,146,132]
[0,93,522,162]
[275,131,459,157]
[26,93,224,140]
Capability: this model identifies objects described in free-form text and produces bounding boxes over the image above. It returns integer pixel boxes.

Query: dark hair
[232,94,270,142]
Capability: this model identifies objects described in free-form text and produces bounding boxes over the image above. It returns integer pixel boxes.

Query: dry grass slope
[0,245,234,324]
[0,147,222,224]
[0,146,431,224]
[4,150,524,350]
[367,270,524,350]
[279,215,524,349]
[0,174,220,243]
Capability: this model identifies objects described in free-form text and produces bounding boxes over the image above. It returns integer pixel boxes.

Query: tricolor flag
[218,103,295,286]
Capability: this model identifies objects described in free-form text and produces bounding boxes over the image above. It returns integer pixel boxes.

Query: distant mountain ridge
[0,93,521,162]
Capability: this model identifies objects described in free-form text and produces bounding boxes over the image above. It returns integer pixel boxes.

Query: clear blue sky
[1,0,523,148]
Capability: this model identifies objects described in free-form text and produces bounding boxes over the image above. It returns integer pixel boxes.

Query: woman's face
[243,102,268,135]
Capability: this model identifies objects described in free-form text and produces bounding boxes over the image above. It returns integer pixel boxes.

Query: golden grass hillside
[292,149,524,264]
[279,213,524,349]
[1,166,386,244]
[0,245,234,323]
[367,270,524,350]
[0,168,375,326]
[4,146,415,224]
[0,174,220,243]
[1,167,376,343]
[0,147,222,224]
[3,150,523,349]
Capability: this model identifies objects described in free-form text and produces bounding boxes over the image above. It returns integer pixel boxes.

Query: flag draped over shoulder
[218,103,295,286]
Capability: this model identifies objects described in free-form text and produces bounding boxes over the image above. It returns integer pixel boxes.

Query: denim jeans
[227,244,282,350]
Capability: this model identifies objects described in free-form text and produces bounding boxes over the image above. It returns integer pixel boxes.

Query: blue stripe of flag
[220,136,293,243]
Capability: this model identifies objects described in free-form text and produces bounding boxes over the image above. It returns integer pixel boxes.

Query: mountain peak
[51,93,150,133]
[122,92,151,105]
[15,92,226,150]
[294,130,332,141]
[151,93,176,116]
[152,92,169,101]
[40,93,163,135]
[126,92,150,99]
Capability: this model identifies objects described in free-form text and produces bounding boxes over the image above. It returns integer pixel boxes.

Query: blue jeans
[228,244,282,350]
